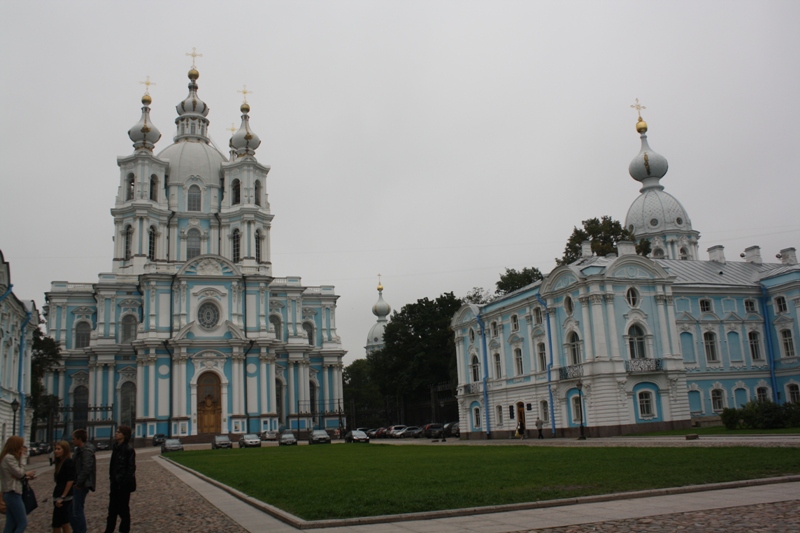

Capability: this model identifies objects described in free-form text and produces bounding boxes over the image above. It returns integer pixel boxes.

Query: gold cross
[227,123,237,136]
[186,47,203,68]
[139,76,156,95]
[630,98,646,120]
[237,84,253,104]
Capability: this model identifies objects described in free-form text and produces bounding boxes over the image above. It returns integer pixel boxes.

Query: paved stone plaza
[2,436,798,532]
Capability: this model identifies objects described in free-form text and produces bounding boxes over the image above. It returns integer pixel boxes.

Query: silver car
[278,432,298,446]
[161,438,184,453]
[238,433,261,448]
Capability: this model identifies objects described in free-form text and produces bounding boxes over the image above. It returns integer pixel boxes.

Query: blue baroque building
[452,114,800,438]
[42,66,346,443]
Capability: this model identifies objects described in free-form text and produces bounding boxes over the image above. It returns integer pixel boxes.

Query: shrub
[720,407,740,430]
[783,401,800,428]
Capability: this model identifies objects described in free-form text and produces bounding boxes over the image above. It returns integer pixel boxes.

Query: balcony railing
[464,382,482,395]
[559,364,584,380]
[625,358,664,373]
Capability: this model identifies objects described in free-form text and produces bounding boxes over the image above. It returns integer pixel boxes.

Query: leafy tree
[495,267,543,295]
[463,287,495,305]
[557,216,650,265]
[343,358,384,428]
[28,327,61,441]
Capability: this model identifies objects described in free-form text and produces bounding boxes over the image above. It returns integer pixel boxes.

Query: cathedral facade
[43,66,346,443]
[452,114,800,438]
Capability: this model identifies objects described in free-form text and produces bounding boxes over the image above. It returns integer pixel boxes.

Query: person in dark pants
[104,426,136,533]
[70,429,95,533]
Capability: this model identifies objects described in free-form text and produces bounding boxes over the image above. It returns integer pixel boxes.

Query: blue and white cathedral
[42,65,346,443]
[452,109,800,438]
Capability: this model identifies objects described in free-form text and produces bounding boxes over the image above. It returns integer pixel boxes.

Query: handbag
[0,494,6,514]
[21,477,38,515]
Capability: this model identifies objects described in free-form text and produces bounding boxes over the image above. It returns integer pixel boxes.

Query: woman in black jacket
[103,426,136,533]
[52,440,76,533]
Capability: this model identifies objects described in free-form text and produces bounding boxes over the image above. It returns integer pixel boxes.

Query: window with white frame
[564,296,574,316]
[473,407,481,428]
[124,226,133,260]
[788,384,800,403]
[514,348,523,375]
[533,308,543,325]
[493,353,501,379]
[120,315,137,343]
[75,322,91,349]
[744,300,757,313]
[653,248,664,258]
[188,185,201,211]
[703,331,719,363]
[756,387,769,402]
[126,174,135,201]
[269,315,282,341]
[776,296,788,314]
[638,391,654,417]
[628,324,646,359]
[470,356,480,382]
[148,226,157,261]
[511,315,519,331]
[625,287,639,308]
[700,299,712,313]
[150,175,158,201]
[254,180,262,206]
[679,247,689,260]
[491,321,498,338]
[781,329,796,358]
[572,395,583,423]
[232,229,241,262]
[568,332,581,365]
[495,405,503,426]
[711,389,724,411]
[748,331,762,360]
[469,328,475,343]
[540,400,549,422]
[303,323,315,346]
[537,342,547,371]
[186,229,201,260]
[255,230,262,263]
[232,179,241,205]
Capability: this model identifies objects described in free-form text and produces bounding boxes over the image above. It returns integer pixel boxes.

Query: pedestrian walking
[69,429,95,533]
[0,435,37,533]
[51,440,76,533]
[104,425,136,533]
[535,417,544,439]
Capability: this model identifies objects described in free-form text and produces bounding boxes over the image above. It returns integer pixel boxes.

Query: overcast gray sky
[2,1,799,365]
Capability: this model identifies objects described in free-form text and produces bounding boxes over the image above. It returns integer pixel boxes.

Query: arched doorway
[275,379,284,427]
[197,373,221,434]
[309,382,318,427]
[516,402,526,435]
[119,382,136,428]
[73,386,89,433]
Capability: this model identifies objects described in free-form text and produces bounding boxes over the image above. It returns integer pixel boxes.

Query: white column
[590,294,608,359]
[88,363,96,420]
[604,293,621,359]
[136,361,144,422]
[268,359,277,418]
[655,293,671,356]
[58,370,65,400]
[579,295,594,362]
[148,358,156,417]
[260,355,267,414]
[106,364,114,407]
[288,361,295,415]
[666,294,680,355]
[179,357,186,417]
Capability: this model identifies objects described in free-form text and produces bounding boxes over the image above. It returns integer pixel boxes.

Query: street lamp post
[11,398,20,436]
[576,380,586,440]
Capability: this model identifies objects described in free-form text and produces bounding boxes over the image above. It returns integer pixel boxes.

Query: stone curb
[159,456,800,530]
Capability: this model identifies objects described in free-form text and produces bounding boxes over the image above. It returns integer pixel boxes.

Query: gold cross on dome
[227,123,237,136]
[237,85,253,104]
[186,47,203,68]
[139,76,156,95]
[630,98,646,120]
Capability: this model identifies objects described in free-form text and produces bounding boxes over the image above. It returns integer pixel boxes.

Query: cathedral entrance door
[516,402,526,435]
[197,373,221,434]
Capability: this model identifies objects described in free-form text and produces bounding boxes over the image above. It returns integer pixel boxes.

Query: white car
[238,434,262,448]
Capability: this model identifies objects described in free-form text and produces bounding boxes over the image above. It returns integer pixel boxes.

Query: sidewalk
[157,455,800,532]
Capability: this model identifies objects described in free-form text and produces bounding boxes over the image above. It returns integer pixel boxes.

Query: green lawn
[630,426,800,436]
[168,444,800,520]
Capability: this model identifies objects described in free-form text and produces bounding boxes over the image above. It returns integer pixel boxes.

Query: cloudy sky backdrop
[2,1,799,364]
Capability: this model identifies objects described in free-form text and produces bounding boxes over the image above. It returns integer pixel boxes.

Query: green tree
[495,267,543,295]
[28,327,61,441]
[557,216,651,265]
[463,287,495,305]
[343,358,384,428]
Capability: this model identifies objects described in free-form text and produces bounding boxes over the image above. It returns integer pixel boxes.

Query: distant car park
[423,423,444,438]
[345,430,369,443]
[308,430,332,444]
[161,438,184,453]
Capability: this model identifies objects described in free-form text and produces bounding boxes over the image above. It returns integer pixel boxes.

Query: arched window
[534,308,543,325]
[495,405,503,426]
[470,356,480,382]
[756,387,769,402]
[124,225,133,260]
[703,332,719,362]
[254,180,262,206]
[75,322,91,349]
[653,248,664,258]
[255,230,262,263]
[232,179,241,205]
[638,391,654,417]
[625,288,639,308]
[473,407,481,428]
[781,329,796,358]
[270,315,282,341]
[490,321,498,338]
[511,315,519,331]
[232,229,240,262]
[469,329,475,343]
[540,400,549,422]
[303,323,315,346]
[628,324,646,359]
[188,185,201,212]
[126,174,135,201]
[776,296,788,314]
[120,315,137,342]
[788,384,800,403]
[572,395,583,423]
[148,226,157,261]
[568,331,581,365]
[493,353,501,379]
[679,247,689,260]
[187,229,201,260]
[150,175,158,201]
[73,385,89,431]
[537,342,547,371]
[748,331,762,360]
[564,296,574,316]
[514,348,523,375]
[711,389,724,411]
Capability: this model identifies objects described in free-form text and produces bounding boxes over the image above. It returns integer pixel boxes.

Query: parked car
[152,433,167,446]
[238,434,262,448]
[374,427,389,438]
[345,430,370,443]
[423,423,444,438]
[278,432,297,446]
[449,422,460,437]
[389,425,408,438]
[366,428,379,438]
[308,429,332,445]
[404,426,423,438]
[443,422,460,438]
[161,438,184,453]
[211,435,232,449]
[260,430,278,441]
[95,440,111,451]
